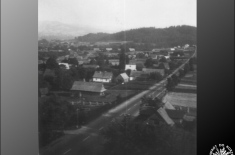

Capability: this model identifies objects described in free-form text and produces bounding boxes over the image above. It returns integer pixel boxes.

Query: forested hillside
[75,25,196,47]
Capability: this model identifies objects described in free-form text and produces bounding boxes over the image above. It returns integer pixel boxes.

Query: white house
[125,64,137,71]
[183,44,190,49]
[106,48,112,52]
[129,48,135,52]
[109,59,120,66]
[93,71,113,83]
[93,48,100,51]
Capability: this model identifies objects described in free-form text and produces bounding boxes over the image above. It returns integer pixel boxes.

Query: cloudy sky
[39,0,196,33]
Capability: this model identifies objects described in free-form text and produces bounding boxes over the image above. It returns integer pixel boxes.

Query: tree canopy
[75,25,196,48]
[119,49,129,70]
[99,116,196,155]
[46,57,59,69]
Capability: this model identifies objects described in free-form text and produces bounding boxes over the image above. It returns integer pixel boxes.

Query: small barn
[129,71,148,81]
[71,81,106,96]
[116,73,129,83]
[142,68,165,77]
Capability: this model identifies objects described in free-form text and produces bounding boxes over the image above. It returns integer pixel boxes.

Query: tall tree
[144,58,153,68]
[119,49,129,70]
[46,57,59,69]
[54,69,74,90]
[100,116,196,155]
[68,58,78,66]
[39,96,75,146]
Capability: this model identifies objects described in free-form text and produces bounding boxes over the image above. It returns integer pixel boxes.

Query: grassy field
[163,66,197,108]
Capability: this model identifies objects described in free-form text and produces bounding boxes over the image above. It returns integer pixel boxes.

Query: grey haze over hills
[38,21,104,40]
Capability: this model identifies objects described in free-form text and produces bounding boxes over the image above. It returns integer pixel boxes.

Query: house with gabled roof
[116,73,129,83]
[106,48,112,52]
[129,48,135,52]
[125,64,137,71]
[109,59,120,66]
[129,71,148,81]
[93,48,100,51]
[70,81,106,96]
[93,71,113,83]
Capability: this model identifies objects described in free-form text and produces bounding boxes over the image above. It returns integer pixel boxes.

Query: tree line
[75,25,196,48]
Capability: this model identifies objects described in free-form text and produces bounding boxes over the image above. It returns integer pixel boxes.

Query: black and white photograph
[38,0,197,154]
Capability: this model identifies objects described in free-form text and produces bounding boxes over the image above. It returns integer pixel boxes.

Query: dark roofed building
[93,71,113,83]
[142,68,165,76]
[71,81,106,96]
[129,71,146,81]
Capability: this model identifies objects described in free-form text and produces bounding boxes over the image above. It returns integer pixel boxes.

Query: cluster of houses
[39,50,176,98]
[39,44,195,105]
[138,83,196,128]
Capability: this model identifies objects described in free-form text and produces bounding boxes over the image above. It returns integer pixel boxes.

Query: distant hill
[38,21,102,40]
[75,25,196,47]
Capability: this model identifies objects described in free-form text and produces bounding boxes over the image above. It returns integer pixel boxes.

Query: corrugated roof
[93,71,113,79]
[71,81,106,93]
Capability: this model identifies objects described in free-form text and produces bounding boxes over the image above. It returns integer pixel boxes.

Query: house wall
[93,78,111,83]
[116,75,129,83]
[76,91,102,96]
[111,62,119,66]
[125,65,136,71]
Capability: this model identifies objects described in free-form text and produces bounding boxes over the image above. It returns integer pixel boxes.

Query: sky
[38,0,196,33]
